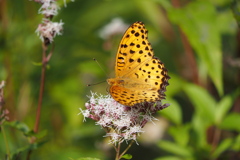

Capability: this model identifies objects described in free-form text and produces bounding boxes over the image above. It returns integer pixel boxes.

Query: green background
[0,0,239,160]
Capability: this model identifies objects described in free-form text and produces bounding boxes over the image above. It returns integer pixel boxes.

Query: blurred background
[0,0,240,160]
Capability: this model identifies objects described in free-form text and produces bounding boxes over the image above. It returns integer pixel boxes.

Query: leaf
[121,154,132,159]
[5,121,30,134]
[164,73,186,97]
[75,158,101,160]
[168,124,190,147]
[31,61,42,66]
[168,0,223,95]
[11,141,48,159]
[158,140,193,158]
[219,113,240,132]
[136,0,166,31]
[191,114,210,148]
[215,88,240,125]
[211,138,233,159]
[231,134,240,151]
[23,129,47,139]
[155,156,183,160]
[183,83,216,123]
[160,98,182,125]
[232,0,240,27]
[4,121,48,138]
[215,95,233,124]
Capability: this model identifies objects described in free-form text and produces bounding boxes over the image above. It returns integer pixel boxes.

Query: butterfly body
[107,21,170,106]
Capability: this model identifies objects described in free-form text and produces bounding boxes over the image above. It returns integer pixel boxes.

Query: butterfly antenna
[93,58,108,77]
[87,58,109,86]
[87,80,106,86]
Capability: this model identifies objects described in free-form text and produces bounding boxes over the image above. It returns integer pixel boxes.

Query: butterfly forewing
[115,21,152,77]
[108,21,170,106]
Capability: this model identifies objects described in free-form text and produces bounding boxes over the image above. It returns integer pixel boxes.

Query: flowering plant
[35,0,64,44]
[80,92,169,160]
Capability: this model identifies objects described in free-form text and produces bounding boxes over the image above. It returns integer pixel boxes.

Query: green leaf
[4,121,48,138]
[31,61,42,66]
[158,140,193,158]
[168,124,190,147]
[163,74,186,97]
[75,158,101,160]
[215,96,231,123]
[191,114,210,148]
[231,134,240,151]
[76,157,100,160]
[220,113,240,131]
[22,129,47,139]
[168,0,223,95]
[232,0,240,27]
[155,0,172,10]
[211,138,233,159]
[121,154,132,159]
[183,83,216,123]
[215,88,240,124]
[135,0,167,33]
[155,156,183,160]
[11,141,48,159]
[5,121,30,134]
[160,98,182,125]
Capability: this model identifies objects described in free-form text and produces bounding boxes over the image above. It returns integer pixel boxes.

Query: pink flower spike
[38,0,60,17]
[35,20,64,43]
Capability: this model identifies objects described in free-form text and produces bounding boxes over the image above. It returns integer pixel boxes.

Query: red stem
[34,43,48,133]
[27,42,49,160]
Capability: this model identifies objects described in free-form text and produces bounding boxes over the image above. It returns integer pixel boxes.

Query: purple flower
[80,92,170,144]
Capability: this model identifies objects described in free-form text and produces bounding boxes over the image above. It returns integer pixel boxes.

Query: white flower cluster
[35,0,64,43]
[38,0,60,16]
[99,18,129,40]
[36,19,63,43]
[80,92,169,144]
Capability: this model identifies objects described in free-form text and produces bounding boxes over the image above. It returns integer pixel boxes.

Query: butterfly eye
[117,80,125,84]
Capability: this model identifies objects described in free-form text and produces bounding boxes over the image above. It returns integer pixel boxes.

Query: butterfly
[107,21,170,106]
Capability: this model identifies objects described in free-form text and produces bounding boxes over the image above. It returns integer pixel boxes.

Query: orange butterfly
[107,21,170,106]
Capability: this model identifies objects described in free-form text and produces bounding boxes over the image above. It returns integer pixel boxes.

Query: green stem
[1,125,10,160]
[115,142,121,160]
[119,140,134,159]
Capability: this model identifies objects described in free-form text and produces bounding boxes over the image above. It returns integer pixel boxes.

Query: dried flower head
[80,92,169,144]
[0,81,9,126]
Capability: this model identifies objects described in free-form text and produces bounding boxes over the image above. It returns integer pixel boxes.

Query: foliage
[0,0,239,160]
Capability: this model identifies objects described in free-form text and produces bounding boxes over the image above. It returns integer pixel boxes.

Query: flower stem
[27,42,50,160]
[119,140,134,159]
[115,142,121,160]
[34,42,48,133]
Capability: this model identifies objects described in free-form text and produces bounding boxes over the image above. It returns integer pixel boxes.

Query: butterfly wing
[115,21,153,77]
[109,21,170,106]
[109,84,163,106]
